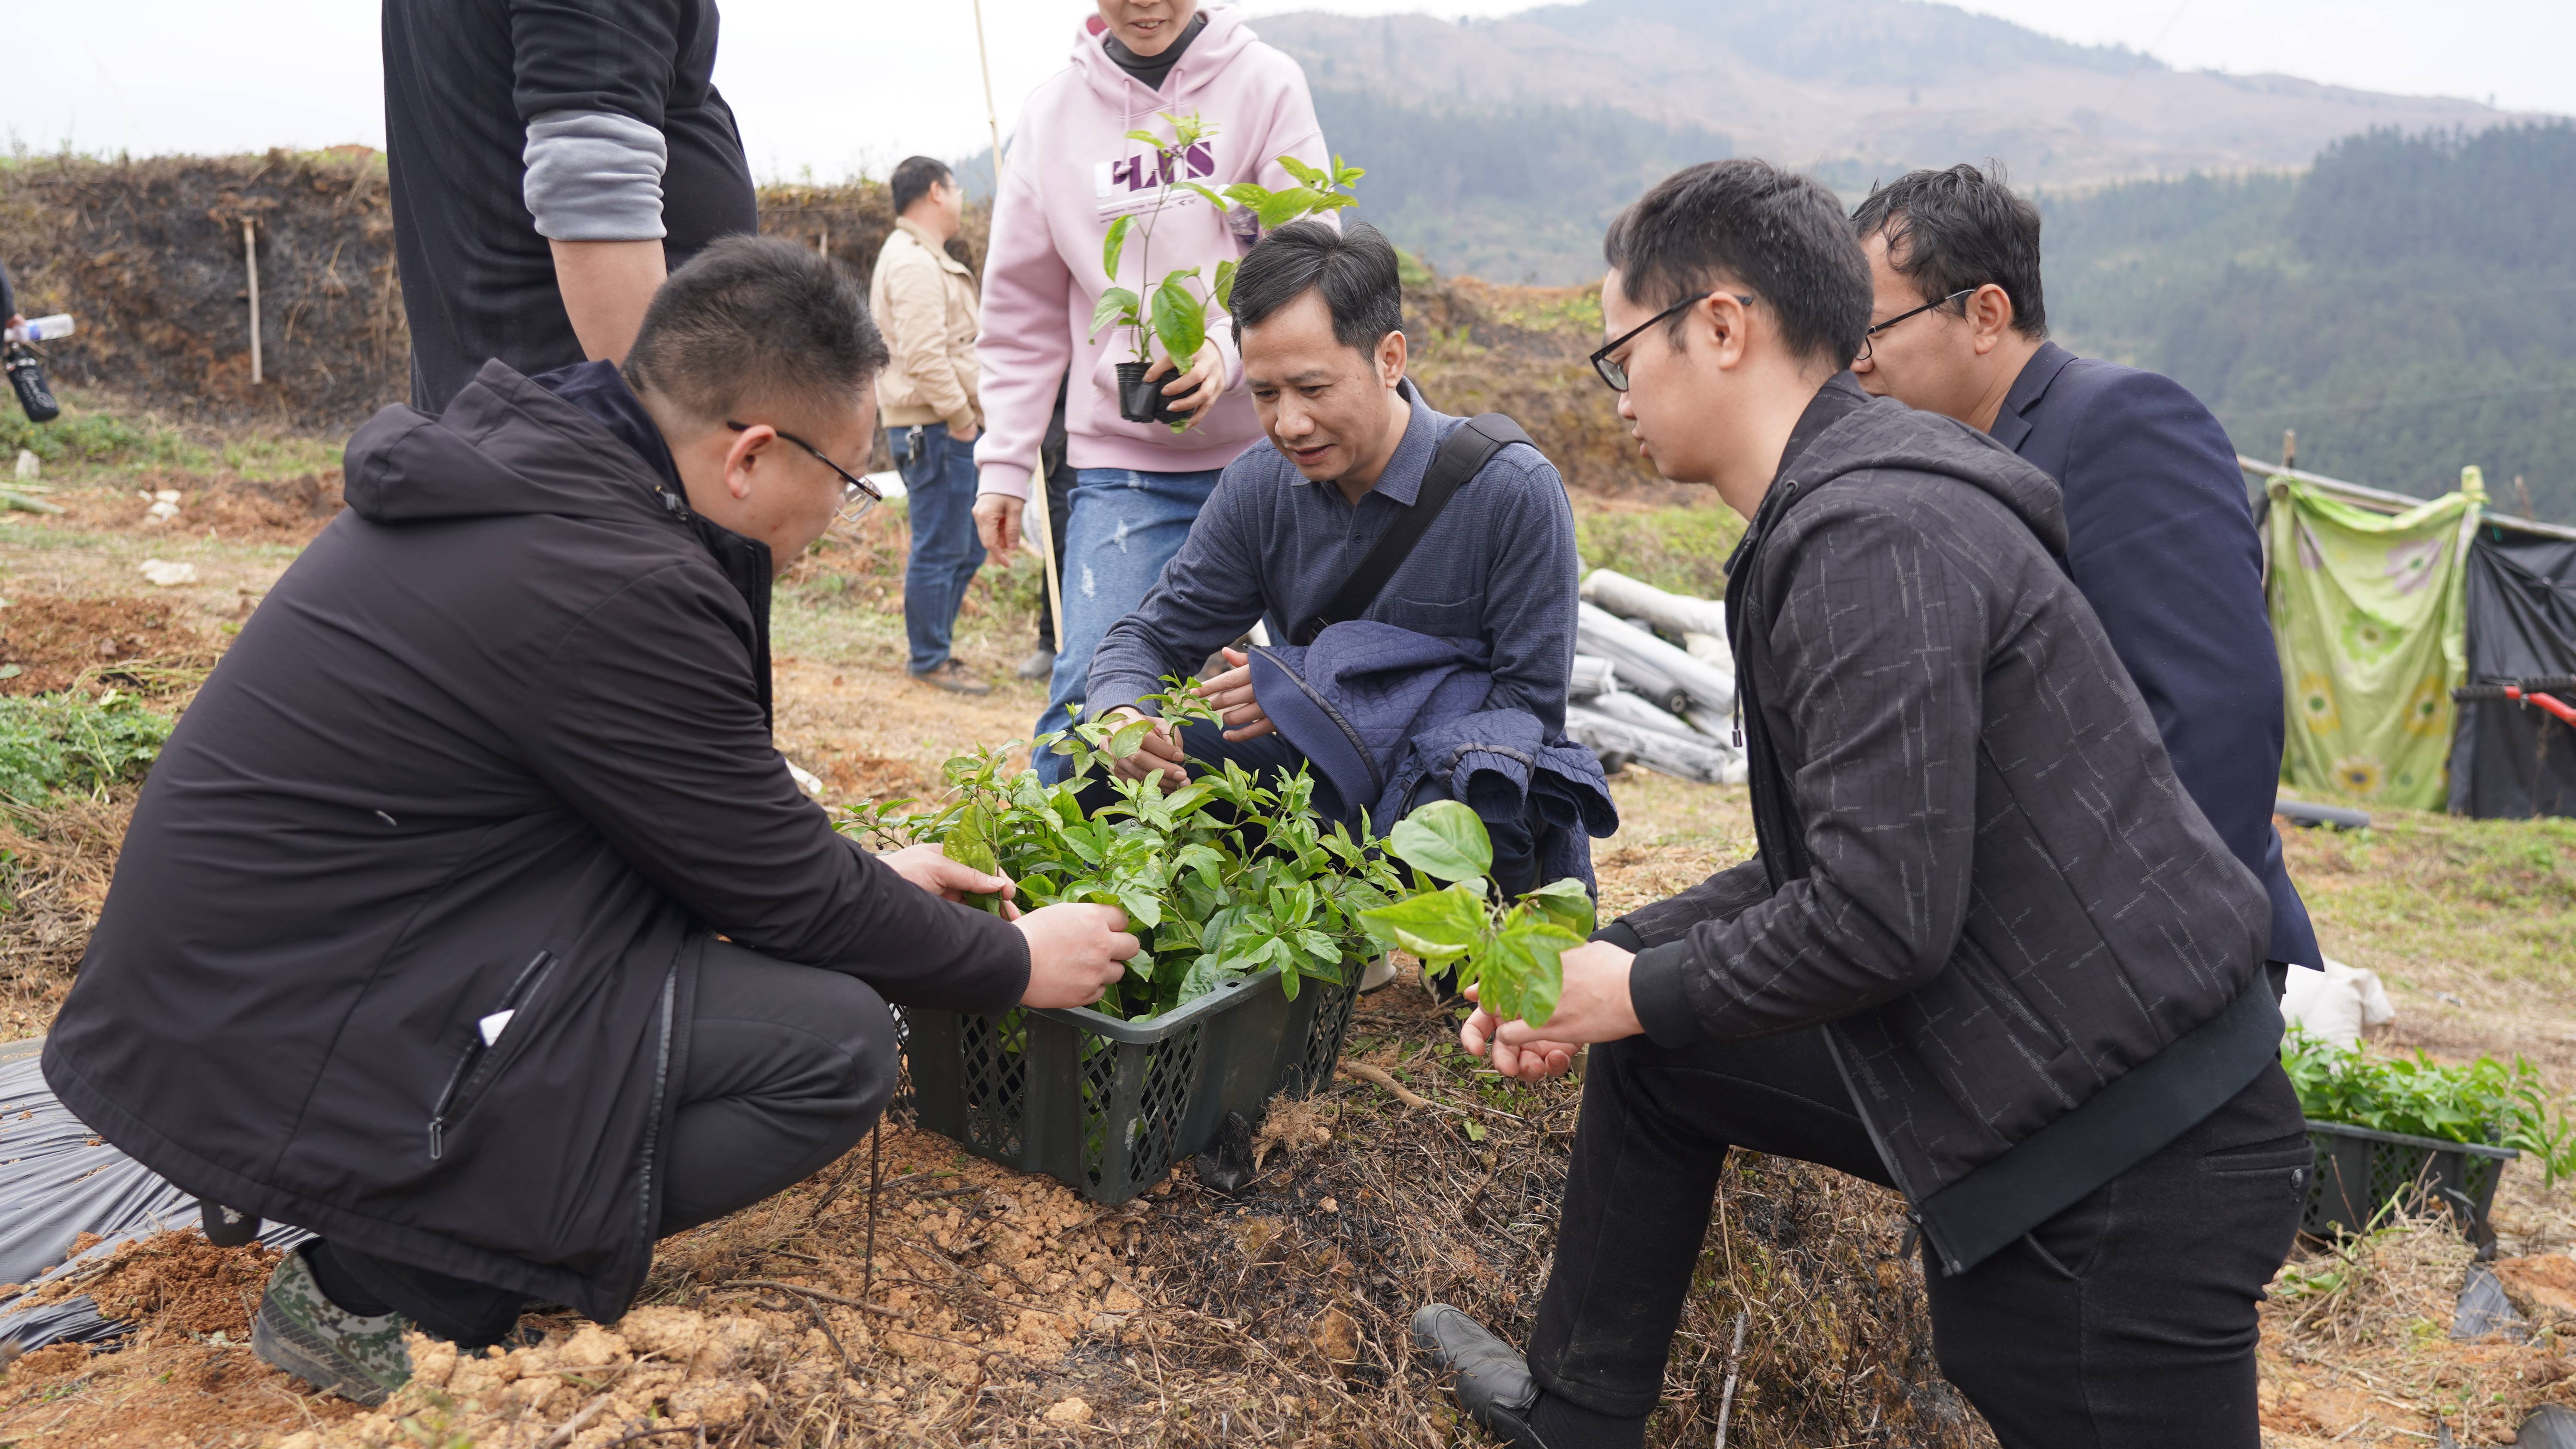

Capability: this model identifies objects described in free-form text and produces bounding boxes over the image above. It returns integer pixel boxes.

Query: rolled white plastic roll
[1565,704,1745,785]
[1568,654,1620,700]
[1580,568,1726,638]
[1577,601,1735,717]
[1584,688,1703,740]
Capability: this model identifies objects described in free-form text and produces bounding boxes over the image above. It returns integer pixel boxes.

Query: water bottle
[3,315,74,344]
[5,345,59,423]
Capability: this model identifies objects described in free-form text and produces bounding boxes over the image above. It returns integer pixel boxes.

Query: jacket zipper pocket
[427,950,559,1161]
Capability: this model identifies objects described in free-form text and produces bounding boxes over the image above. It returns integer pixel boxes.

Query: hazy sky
[9,0,2569,180]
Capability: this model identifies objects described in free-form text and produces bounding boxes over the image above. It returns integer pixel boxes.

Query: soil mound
[0,595,221,697]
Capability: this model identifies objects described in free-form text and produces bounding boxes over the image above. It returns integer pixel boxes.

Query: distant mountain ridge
[1259,0,2526,282]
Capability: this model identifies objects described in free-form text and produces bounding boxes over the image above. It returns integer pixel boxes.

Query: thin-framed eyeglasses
[1589,291,1757,391]
[1856,288,1975,365]
[726,420,882,526]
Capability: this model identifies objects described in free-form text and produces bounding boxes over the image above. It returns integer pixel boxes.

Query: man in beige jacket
[871,156,989,694]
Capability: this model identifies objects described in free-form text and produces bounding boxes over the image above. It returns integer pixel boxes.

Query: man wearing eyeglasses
[1411,161,2308,1449]
[1847,164,2318,999]
[42,238,1139,1404]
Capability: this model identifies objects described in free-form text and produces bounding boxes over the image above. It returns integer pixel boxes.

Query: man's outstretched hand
[1099,706,1191,787]
[1197,647,1273,742]
[878,843,1019,917]
[1458,940,1644,1080]
[1016,903,1140,1007]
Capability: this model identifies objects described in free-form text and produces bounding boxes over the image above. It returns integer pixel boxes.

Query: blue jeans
[896,424,986,675]
[1034,466,1224,782]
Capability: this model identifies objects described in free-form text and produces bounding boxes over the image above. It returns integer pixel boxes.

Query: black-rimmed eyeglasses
[1856,288,1975,364]
[1589,291,1758,391]
[726,420,882,526]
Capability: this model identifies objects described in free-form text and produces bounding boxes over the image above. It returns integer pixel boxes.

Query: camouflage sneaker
[252,1247,413,1405]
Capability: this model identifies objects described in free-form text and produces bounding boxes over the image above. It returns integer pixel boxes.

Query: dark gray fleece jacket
[1606,376,2281,1274]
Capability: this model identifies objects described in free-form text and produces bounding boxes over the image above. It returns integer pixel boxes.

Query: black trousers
[311,941,898,1345]
[1529,1027,2311,1447]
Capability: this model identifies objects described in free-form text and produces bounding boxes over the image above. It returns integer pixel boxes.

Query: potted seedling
[1090,111,1367,426]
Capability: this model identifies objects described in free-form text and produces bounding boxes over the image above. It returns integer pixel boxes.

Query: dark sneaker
[1412,1303,1550,1448]
[911,660,991,696]
[1015,648,1055,681]
[253,1247,412,1405]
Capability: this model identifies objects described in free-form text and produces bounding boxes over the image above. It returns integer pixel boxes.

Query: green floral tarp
[2266,469,2485,809]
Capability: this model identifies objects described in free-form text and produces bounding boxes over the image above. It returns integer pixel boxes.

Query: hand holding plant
[1356,800,1598,1034]
[1090,110,1365,428]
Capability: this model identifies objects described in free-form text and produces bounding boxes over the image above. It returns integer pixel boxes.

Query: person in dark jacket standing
[381,0,758,411]
[1848,164,2319,991]
[1410,161,2311,1449]
[42,239,1138,1405]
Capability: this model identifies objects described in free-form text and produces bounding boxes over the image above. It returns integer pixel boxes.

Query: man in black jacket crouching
[43,237,1137,1403]
[1411,161,2310,1449]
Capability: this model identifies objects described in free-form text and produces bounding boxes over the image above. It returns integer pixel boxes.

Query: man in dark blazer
[1850,164,2318,988]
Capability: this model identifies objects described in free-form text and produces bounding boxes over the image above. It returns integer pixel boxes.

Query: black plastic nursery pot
[1114,360,1191,426]
[2300,1116,2518,1241]
[901,959,1361,1204]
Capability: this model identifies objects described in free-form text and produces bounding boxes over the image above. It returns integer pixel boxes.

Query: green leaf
[1524,877,1598,937]
[1387,800,1493,882]
[1124,129,1164,146]
[1089,286,1142,339]
[1274,154,1326,186]
[1213,258,1238,312]
[1357,883,1485,962]
[1103,214,1133,281]
[1178,181,1228,210]
[1106,717,1157,759]
[1463,1119,1486,1143]
[1116,887,1165,931]
[1220,182,1271,208]
[1151,276,1207,366]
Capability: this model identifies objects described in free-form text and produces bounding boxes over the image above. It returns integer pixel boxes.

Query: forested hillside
[2038,123,2576,521]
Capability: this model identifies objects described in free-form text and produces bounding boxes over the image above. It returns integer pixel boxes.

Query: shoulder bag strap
[1291,412,1532,646]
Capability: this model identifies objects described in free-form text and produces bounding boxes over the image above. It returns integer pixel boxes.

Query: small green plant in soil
[0,689,176,803]
[2283,1027,2576,1185]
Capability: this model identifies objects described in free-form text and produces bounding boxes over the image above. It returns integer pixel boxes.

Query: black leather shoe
[1411,1303,1552,1449]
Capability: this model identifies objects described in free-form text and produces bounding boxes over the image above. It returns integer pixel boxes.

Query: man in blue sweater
[1849,164,2318,989]
[1084,221,1586,894]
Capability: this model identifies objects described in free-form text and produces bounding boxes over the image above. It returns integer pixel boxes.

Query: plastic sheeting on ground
[2266,468,2483,809]
[2446,520,2576,818]
[0,1040,307,1350]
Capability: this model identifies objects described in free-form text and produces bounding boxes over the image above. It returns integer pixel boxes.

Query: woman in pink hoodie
[971,0,1330,779]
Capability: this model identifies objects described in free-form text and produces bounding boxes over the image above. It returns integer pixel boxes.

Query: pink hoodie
[971,5,1329,501]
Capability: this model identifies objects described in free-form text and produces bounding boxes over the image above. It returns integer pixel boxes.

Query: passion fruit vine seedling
[1089,109,1365,423]
[836,678,1406,1021]
[1356,800,1596,1031]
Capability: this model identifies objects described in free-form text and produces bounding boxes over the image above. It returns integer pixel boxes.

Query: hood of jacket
[1765,384,2072,564]
[343,359,685,531]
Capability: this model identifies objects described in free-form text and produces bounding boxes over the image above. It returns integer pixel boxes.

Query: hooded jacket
[972,4,1330,501]
[1607,378,2281,1275]
[43,361,1027,1321]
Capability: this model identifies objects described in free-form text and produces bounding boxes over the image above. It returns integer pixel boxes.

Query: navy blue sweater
[1086,379,1579,730]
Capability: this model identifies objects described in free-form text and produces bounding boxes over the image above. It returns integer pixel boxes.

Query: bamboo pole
[972,0,1065,652]
[242,219,263,385]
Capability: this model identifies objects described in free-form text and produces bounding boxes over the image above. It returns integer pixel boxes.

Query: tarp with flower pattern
[2266,468,2485,809]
